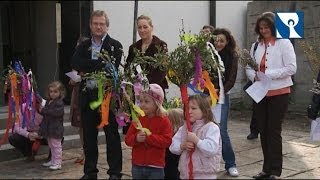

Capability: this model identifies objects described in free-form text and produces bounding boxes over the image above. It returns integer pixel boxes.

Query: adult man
[71,10,123,179]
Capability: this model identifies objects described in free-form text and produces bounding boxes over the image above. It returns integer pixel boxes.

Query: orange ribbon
[202,70,218,106]
[97,92,112,128]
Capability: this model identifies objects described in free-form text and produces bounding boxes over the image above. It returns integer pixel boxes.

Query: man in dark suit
[70,10,123,180]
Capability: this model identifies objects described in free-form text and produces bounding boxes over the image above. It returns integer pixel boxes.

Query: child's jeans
[47,138,62,165]
[132,165,164,179]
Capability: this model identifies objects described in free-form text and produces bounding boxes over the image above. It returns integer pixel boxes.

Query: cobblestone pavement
[0,110,319,179]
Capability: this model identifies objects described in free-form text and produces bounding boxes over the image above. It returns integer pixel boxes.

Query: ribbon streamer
[97,91,112,128]
[202,70,219,106]
[89,79,103,110]
[130,104,150,136]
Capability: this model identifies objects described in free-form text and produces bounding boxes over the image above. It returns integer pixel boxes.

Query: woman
[125,15,168,91]
[123,15,169,135]
[246,12,297,179]
[69,36,88,165]
[211,28,239,177]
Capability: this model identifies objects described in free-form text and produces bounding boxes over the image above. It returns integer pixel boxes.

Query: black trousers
[164,148,180,179]
[250,101,259,135]
[254,94,289,176]
[81,90,122,177]
[8,133,48,157]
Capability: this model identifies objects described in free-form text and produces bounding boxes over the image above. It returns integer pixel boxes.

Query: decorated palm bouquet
[0,61,39,146]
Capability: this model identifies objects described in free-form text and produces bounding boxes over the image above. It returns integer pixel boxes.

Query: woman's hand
[28,132,39,141]
[69,79,76,86]
[254,71,260,81]
[136,131,146,142]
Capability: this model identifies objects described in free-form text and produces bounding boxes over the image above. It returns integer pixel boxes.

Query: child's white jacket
[169,120,222,179]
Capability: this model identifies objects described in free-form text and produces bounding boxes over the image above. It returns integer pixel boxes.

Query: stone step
[0,105,126,162]
[0,128,125,162]
[0,122,82,140]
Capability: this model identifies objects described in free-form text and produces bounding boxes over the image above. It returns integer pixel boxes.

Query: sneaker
[42,161,52,167]
[49,164,62,170]
[228,167,239,177]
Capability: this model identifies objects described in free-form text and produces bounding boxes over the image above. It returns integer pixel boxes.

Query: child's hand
[187,132,200,144]
[180,141,194,151]
[136,131,146,142]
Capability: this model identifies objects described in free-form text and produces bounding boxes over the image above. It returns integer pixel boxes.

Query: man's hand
[187,132,200,144]
[136,131,146,142]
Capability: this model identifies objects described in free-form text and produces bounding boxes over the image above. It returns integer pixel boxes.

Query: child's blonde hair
[188,94,218,125]
[167,108,184,135]
[46,81,66,100]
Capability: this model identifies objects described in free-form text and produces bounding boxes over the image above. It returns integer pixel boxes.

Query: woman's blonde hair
[137,15,153,27]
[167,108,184,135]
[188,94,218,125]
[46,81,66,100]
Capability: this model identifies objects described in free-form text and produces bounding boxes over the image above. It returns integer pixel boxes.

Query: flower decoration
[310,79,320,95]
[298,40,320,94]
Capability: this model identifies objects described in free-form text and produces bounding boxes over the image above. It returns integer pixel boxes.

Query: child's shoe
[49,164,62,170]
[42,161,52,167]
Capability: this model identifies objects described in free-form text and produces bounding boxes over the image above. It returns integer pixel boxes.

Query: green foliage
[163,97,182,110]
[167,24,220,86]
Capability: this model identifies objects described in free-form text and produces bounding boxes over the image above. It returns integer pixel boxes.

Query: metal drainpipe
[210,1,216,28]
[133,0,138,43]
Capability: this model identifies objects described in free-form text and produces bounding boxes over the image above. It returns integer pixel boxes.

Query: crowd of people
[6,9,299,180]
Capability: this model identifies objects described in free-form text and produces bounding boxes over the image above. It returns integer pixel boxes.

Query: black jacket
[71,34,123,73]
[70,34,123,110]
[125,35,168,90]
[308,69,320,119]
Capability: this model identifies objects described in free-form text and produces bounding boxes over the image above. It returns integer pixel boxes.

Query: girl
[125,83,172,179]
[39,81,65,170]
[169,94,222,179]
[164,108,184,179]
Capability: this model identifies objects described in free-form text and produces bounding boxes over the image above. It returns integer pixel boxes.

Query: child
[38,81,65,170]
[169,94,222,179]
[165,108,184,179]
[125,83,172,179]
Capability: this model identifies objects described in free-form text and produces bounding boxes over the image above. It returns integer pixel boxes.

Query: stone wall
[244,1,320,113]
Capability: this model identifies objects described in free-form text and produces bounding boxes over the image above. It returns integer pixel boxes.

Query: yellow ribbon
[202,70,219,106]
[130,103,151,136]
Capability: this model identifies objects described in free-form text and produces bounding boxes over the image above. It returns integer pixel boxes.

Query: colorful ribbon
[202,70,219,106]
[97,92,112,128]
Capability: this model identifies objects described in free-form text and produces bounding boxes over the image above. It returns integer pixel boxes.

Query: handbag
[310,117,320,141]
